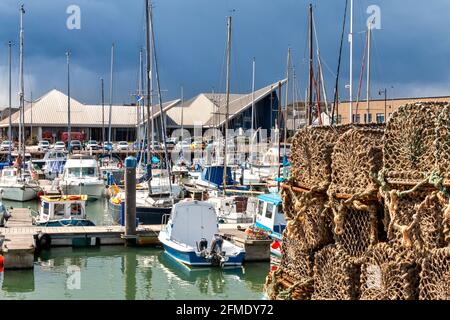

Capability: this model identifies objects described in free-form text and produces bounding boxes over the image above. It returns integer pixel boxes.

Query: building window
[364,113,373,124]
[353,114,361,124]
[376,113,385,124]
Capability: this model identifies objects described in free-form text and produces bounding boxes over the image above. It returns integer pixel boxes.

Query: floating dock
[0,209,270,269]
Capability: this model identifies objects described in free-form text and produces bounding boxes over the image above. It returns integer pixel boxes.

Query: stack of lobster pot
[310,127,385,300]
[265,125,349,300]
[373,102,450,300]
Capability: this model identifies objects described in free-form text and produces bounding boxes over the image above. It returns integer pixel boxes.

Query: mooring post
[124,156,137,246]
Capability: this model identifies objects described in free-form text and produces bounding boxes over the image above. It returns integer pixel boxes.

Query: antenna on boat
[222,15,232,196]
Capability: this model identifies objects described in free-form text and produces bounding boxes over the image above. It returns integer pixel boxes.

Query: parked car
[133,140,148,151]
[103,141,113,152]
[70,140,82,151]
[162,139,176,150]
[116,141,130,151]
[54,141,66,151]
[86,140,100,151]
[0,140,14,151]
[37,140,50,152]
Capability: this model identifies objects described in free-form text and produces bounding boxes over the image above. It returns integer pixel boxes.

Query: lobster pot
[281,187,333,252]
[328,128,383,196]
[436,105,450,180]
[330,199,382,262]
[419,247,450,300]
[265,237,315,300]
[312,245,361,300]
[264,267,314,301]
[290,126,346,190]
[383,187,448,251]
[383,103,444,185]
[360,243,419,300]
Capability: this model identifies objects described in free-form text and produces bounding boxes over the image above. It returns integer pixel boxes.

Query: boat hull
[162,243,245,267]
[35,219,95,227]
[0,185,37,202]
[60,182,105,199]
[108,200,172,225]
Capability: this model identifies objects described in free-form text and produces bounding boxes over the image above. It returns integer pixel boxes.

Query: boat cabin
[254,193,286,240]
[35,195,93,226]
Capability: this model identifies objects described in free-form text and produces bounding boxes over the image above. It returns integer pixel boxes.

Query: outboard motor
[197,238,209,258]
[209,234,226,267]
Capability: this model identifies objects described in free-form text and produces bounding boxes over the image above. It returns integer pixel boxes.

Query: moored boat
[158,200,245,267]
[33,194,95,227]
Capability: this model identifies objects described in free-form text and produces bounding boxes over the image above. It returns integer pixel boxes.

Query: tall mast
[223,16,232,195]
[308,4,313,125]
[149,3,173,194]
[108,43,115,146]
[349,0,354,123]
[66,50,71,153]
[366,22,372,123]
[30,91,33,138]
[250,57,255,161]
[145,0,152,166]
[8,41,12,162]
[180,85,184,141]
[137,48,143,143]
[284,48,290,155]
[277,82,282,190]
[19,5,25,161]
[101,78,105,148]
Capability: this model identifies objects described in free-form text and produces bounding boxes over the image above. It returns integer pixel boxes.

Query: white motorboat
[0,167,39,202]
[158,200,246,267]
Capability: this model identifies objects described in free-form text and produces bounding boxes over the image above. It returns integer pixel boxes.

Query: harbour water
[0,199,270,300]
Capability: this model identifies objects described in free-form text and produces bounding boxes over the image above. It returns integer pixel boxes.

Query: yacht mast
[284,48,290,156]
[19,5,25,164]
[349,0,354,123]
[223,16,232,195]
[149,3,173,194]
[66,50,71,153]
[8,41,12,162]
[108,43,115,147]
[101,78,105,149]
[366,22,372,124]
[308,4,313,125]
[250,57,255,162]
[144,0,153,194]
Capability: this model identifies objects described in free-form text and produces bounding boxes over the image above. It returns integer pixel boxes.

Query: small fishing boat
[34,195,95,227]
[207,195,254,224]
[158,200,245,267]
[253,193,286,257]
[32,150,67,180]
[33,194,95,227]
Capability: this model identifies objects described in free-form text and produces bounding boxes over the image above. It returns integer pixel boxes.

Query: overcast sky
[1,0,450,107]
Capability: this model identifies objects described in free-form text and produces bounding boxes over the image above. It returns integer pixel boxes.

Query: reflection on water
[0,246,269,300]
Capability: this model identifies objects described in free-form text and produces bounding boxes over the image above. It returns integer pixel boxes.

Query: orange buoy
[0,255,4,272]
[271,241,281,250]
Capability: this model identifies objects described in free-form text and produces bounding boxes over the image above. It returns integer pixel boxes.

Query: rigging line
[312,9,329,114]
[330,0,348,126]
[355,29,368,117]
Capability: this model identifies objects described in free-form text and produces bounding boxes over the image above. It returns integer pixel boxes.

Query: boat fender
[36,233,51,251]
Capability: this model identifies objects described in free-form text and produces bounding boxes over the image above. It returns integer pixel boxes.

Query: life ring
[68,195,81,201]
[117,162,123,169]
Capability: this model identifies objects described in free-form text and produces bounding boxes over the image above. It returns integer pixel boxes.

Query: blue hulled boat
[158,200,245,267]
